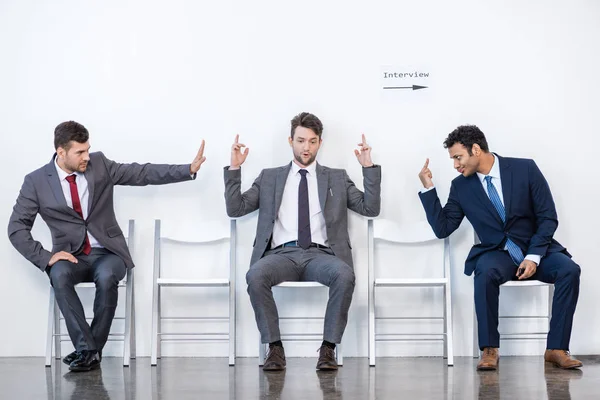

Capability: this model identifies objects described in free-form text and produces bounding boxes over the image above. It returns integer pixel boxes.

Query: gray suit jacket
[8,152,195,271]
[224,162,381,268]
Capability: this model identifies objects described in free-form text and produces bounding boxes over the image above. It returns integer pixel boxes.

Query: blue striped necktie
[484,176,524,265]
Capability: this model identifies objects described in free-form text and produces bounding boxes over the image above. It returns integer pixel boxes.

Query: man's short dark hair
[443,125,489,155]
[54,121,89,150]
[290,112,323,138]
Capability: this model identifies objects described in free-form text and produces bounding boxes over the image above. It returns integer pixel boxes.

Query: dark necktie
[65,175,91,255]
[297,169,311,249]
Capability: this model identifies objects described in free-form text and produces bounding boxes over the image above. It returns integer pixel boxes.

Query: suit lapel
[274,163,292,214]
[83,160,95,215]
[466,174,503,226]
[316,163,328,212]
[497,155,512,219]
[45,155,80,218]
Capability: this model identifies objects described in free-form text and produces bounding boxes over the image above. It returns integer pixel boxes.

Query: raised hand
[418,158,434,189]
[354,134,374,167]
[230,134,249,169]
[190,140,206,175]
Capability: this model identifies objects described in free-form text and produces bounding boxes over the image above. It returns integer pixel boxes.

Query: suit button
[272,220,275,224]
[504,231,508,235]
[265,239,268,243]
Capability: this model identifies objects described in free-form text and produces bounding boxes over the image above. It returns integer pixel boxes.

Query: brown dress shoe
[263,345,286,371]
[544,350,583,369]
[477,347,499,370]
[316,345,338,371]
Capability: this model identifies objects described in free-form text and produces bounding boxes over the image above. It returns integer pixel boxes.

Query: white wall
[1,0,599,358]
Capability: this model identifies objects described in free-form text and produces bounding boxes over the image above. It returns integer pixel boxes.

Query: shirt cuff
[420,186,435,193]
[525,254,541,265]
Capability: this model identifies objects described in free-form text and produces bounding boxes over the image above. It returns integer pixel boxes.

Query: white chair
[367,219,454,366]
[151,219,236,366]
[45,219,136,367]
[258,282,343,366]
[472,231,553,357]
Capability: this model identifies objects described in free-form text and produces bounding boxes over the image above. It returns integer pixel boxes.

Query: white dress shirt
[54,158,102,248]
[271,161,328,248]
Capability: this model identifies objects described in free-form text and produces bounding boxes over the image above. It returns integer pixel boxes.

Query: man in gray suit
[8,121,206,371]
[224,112,381,371]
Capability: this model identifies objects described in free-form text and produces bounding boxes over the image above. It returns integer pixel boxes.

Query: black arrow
[383,85,428,91]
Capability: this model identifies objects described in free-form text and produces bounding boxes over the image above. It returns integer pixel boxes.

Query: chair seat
[75,281,127,288]
[374,278,448,287]
[502,280,549,287]
[274,282,326,288]
[156,278,229,287]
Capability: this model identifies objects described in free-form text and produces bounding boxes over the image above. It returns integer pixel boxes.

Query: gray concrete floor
[0,356,598,400]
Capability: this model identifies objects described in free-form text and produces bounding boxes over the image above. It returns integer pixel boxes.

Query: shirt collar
[291,160,317,176]
[477,153,500,184]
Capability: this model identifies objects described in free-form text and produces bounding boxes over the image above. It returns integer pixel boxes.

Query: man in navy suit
[418,125,581,370]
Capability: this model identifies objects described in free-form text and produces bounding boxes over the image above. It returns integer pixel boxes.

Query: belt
[272,241,329,250]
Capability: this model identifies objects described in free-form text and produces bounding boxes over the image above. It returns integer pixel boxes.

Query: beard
[64,159,88,173]
[294,152,316,167]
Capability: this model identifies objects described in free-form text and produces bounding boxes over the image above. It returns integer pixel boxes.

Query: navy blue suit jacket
[419,154,569,276]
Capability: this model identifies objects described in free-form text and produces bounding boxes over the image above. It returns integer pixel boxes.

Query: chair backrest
[125,219,134,247]
[368,219,450,279]
[153,219,236,280]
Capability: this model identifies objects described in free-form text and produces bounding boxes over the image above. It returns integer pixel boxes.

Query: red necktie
[65,175,91,255]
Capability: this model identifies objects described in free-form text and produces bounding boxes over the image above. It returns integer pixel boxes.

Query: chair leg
[258,339,266,366]
[151,284,159,366]
[337,343,343,366]
[157,288,162,359]
[444,283,454,366]
[54,295,61,360]
[473,305,479,358]
[228,284,235,366]
[123,272,133,367]
[45,288,55,367]
[368,284,376,367]
[548,284,554,335]
[443,286,448,359]
[131,277,136,360]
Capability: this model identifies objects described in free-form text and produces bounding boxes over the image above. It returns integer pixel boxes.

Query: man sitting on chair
[224,112,381,371]
[8,121,206,371]
[417,125,582,370]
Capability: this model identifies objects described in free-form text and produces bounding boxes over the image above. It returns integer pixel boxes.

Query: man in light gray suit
[224,112,381,371]
[8,121,206,371]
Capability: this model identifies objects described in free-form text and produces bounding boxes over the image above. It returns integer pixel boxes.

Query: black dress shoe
[316,345,338,371]
[263,345,286,371]
[62,351,80,366]
[69,350,101,372]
